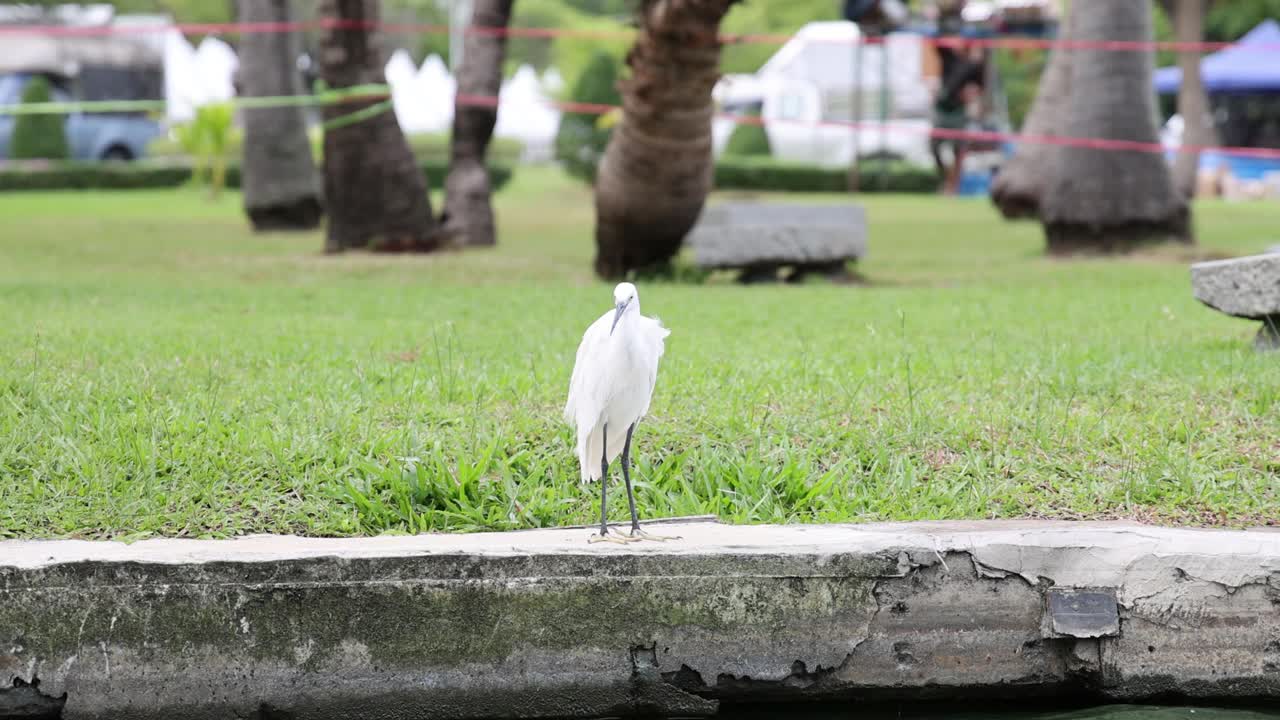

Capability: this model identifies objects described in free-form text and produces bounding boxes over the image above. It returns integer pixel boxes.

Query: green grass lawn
[2,167,1278,539]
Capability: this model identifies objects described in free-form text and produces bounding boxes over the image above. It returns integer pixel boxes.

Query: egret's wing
[636,315,670,417]
[563,310,611,426]
[564,311,619,482]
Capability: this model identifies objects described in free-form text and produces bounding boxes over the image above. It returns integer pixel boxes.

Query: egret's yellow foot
[589,528,640,544]
[629,527,679,542]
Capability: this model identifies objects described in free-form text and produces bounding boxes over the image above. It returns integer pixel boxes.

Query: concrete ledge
[3,520,1280,719]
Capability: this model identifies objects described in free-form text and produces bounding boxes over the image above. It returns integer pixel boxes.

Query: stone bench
[685,202,867,283]
[1191,253,1280,351]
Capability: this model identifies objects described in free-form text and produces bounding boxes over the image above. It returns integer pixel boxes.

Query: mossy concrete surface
[2,520,1280,720]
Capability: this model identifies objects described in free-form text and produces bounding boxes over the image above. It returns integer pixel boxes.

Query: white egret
[564,282,673,543]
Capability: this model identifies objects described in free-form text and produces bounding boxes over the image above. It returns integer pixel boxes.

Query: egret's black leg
[622,424,640,533]
[623,423,679,542]
[599,424,609,536]
[588,423,637,544]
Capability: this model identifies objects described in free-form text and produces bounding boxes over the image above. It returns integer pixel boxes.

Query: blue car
[0,72,162,162]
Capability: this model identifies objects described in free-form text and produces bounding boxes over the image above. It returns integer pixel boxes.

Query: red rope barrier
[6,16,1280,162]
[454,93,1280,161]
[3,17,1278,53]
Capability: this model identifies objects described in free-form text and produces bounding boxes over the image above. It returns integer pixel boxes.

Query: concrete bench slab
[1191,253,1280,350]
[686,202,867,283]
[4,520,1280,720]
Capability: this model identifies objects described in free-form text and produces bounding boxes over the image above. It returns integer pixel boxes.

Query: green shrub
[10,76,70,161]
[722,111,772,157]
[171,102,236,199]
[0,160,514,193]
[713,157,940,194]
[554,51,621,183]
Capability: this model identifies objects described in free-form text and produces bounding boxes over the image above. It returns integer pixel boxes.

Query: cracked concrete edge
[6,519,1280,602]
[4,520,1280,720]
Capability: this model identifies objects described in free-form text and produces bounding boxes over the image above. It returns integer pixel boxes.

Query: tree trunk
[988,5,1075,219]
[592,0,742,280]
[238,0,323,231]
[441,0,514,248]
[1169,0,1217,199]
[1039,0,1190,253]
[318,0,438,252]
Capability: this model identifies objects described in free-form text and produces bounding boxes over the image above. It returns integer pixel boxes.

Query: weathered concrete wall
[2,520,1279,720]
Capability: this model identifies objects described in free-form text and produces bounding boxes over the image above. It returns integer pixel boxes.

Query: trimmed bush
[11,77,70,161]
[0,160,514,193]
[722,111,772,157]
[0,162,188,191]
[554,51,621,183]
[714,157,940,194]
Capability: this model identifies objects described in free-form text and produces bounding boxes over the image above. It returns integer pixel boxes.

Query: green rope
[320,97,395,131]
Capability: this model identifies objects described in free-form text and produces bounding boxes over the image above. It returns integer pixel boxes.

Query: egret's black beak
[610,298,630,336]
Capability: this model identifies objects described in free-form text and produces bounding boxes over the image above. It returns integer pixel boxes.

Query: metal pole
[849,25,863,192]
[879,31,889,189]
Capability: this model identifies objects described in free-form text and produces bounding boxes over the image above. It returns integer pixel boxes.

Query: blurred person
[929,2,987,195]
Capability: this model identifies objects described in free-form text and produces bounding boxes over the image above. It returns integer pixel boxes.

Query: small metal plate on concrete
[686,202,867,270]
[1046,587,1119,638]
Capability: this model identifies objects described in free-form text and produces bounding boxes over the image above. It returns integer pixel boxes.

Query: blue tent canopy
[1155,19,1280,94]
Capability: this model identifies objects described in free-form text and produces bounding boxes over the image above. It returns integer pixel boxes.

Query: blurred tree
[10,76,69,161]
[1038,0,1189,253]
[318,0,438,252]
[1160,0,1219,199]
[1205,0,1280,41]
[1011,1,1274,129]
[383,0,452,65]
[990,6,1075,219]
[237,0,323,231]
[442,0,514,247]
[554,51,621,183]
[593,0,744,280]
[505,0,557,72]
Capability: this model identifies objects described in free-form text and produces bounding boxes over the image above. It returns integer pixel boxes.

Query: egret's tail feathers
[578,425,604,484]
[576,422,627,484]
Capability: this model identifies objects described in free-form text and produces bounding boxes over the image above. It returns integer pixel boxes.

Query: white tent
[160,30,235,123]
[162,30,196,122]
[494,63,561,162]
[193,36,238,104]
[386,48,434,133]
[541,67,565,96]
[416,54,455,133]
[380,51,457,134]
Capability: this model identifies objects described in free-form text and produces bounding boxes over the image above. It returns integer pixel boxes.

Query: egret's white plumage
[564,282,670,483]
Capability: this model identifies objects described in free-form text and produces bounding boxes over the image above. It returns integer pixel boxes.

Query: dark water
[716,705,1280,720]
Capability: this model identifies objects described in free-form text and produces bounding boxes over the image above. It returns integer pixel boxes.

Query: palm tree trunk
[592,0,742,280]
[441,0,514,248]
[1168,0,1217,199]
[989,6,1075,219]
[1039,0,1190,253]
[318,0,438,253]
[238,0,323,231]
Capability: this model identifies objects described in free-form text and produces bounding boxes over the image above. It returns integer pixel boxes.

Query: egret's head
[610,282,638,335]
